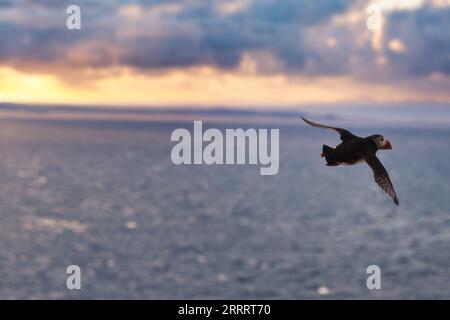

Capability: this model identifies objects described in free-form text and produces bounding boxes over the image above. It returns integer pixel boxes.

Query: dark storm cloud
[384,6,450,76]
[120,0,350,71]
[121,16,260,70]
[0,19,92,67]
[0,0,13,7]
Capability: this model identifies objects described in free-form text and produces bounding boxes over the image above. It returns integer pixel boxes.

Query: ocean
[0,117,449,299]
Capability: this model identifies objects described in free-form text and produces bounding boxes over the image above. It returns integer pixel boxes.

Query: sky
[0,0,449,108]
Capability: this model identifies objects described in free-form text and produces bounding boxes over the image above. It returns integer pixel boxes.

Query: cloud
[284,0,450,82]
[384,5,450,76]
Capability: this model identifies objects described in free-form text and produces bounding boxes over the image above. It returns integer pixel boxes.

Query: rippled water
[0,119,449,299]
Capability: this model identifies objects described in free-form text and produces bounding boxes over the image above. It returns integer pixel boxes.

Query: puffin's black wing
[301,117,356,142]
[365,155,399,205]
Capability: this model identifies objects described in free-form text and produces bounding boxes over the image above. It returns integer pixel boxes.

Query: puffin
[301,117,399,205]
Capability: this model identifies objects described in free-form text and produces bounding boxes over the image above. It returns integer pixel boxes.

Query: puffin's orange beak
[385,139,392,150]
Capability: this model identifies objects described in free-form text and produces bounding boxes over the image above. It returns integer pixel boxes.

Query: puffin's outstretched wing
[301,117,356,142]
[365,155,399,205]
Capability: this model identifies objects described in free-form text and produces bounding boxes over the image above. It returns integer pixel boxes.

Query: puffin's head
[369,134,392,150]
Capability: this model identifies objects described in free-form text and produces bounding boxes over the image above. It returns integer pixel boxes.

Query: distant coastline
[0,102,449,128]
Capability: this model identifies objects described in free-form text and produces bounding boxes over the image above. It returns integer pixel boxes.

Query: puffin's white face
[373,135,392,150]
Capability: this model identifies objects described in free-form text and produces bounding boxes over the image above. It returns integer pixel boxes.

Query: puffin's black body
[323,136,377,166]
[302,117,399,206]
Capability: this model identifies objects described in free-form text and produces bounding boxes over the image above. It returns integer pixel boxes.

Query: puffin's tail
[321,145,334,157]
[321,145,336,165]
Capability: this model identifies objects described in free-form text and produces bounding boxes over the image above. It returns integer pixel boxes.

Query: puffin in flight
[302,117,399,205]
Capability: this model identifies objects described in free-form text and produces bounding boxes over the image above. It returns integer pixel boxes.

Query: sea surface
[0,118,449,299]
